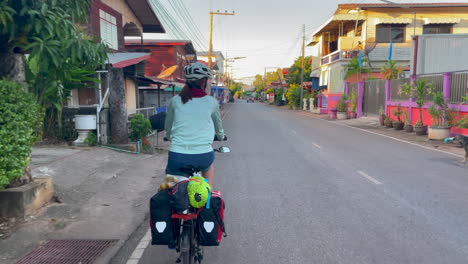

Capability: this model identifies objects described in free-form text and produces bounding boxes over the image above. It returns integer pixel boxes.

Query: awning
[107,53,150,68]
[163,82,185,92]
[376,18,412,24]
[423,17,461,25]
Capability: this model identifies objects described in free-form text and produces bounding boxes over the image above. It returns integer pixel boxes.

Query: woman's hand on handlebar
[214,135,227,141]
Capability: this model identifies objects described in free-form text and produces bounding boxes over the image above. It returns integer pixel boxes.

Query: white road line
[126,228,151,264]
[357,170,382,185]
[312,142,322,149]
[304,115,465,159]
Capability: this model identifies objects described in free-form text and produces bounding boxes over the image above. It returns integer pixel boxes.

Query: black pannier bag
[197,191,226,246]
[149,189,176,246]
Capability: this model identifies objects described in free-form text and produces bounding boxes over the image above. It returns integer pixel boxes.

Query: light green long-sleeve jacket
[164,95,225,154]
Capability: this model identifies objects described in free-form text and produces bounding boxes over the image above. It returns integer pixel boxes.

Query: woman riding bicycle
[164,62,225,186]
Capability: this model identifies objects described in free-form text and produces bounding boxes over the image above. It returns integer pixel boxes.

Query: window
[423,24,452,34]
[100,10,118,50]
[376,24,405,43]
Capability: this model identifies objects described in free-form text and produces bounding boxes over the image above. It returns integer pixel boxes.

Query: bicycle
[162,142,230,264]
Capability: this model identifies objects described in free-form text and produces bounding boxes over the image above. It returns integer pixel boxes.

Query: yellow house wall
[364,7,468,48]
[101,0,143,30]
[125,78,137,115]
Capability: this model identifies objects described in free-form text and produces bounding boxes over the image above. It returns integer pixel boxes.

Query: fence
[417,74,444,101]
[136,107,157,119]
[348,83,358,96]
[390,78,410,101]
[450,71,468,103]
[363,79,386,115]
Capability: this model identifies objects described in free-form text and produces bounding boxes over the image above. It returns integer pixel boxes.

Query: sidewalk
[296,110,466,158]
[0,102,232,264]
[0,146,167,264]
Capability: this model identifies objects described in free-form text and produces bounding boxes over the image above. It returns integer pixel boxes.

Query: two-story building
[125,39,198,110]
[67,0,166,144]
[308,3,468,110]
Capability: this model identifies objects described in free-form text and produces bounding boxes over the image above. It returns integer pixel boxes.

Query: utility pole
[300,24,305,109]
[208,9,235,69]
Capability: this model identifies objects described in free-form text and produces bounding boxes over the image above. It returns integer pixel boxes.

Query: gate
[363,80,386,116]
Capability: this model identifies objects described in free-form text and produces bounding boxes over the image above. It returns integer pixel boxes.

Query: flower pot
[384,119,393,128]
[337,112,347,120]
[392,121,404,130]
[414,125,428,136]
[428,126,451,140]
[404,124,413,133]
[349,112,357,119]
[329,108,337,119]
[379,115,385,126]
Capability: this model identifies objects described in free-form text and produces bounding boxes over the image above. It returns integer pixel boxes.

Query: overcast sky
[148,0,466,83]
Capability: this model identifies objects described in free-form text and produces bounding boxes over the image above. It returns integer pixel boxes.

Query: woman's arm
[211,103,225,140]
[164,99,175,139]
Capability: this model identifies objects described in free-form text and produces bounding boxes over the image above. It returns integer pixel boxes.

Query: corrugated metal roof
[125,0,165,33]
[107,52,150,68]
[423,17,462,24]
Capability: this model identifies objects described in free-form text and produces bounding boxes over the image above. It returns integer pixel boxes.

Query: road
[135,100,468,264]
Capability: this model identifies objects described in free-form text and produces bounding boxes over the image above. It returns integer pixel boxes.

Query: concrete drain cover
[17,239,118,264]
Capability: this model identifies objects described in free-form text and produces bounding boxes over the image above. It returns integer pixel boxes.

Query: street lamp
[224,56,246,88]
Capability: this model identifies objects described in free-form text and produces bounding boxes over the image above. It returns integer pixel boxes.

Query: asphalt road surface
[136,100,468,264]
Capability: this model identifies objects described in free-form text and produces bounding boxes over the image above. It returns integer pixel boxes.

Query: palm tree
[381,60,402,80]
[345,57,370,81]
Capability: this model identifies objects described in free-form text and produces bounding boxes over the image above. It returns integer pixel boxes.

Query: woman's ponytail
[179,84,193,104]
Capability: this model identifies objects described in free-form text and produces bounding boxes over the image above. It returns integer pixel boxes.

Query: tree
[381,60,402,80]
[285,56,312,85]
[0,0,108,139]
[286,84,301,108]
[253,74,264,93]
[345,57,370,80]
[402,79,433,126]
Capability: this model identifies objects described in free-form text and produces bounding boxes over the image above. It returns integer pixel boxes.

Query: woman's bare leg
[202,164,214,186]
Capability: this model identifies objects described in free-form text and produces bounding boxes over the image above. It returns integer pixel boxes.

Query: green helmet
[187,176,211,208]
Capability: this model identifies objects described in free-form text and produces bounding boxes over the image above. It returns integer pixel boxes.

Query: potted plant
[402,111,413,132]
[379,106,385,126]
[336,94,348,120]
[129,114,153,144]
[427,92,456,140]
[349,91,357,119]
[392,104,404,130]
[384,116,393,128]
[402,79,433,136]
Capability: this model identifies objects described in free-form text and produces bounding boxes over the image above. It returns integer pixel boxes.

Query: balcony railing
[321,50,360,66]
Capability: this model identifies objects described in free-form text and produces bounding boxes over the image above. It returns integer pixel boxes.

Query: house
[66,0,166,144]
[125,39,198,111]
[308,2,468,111]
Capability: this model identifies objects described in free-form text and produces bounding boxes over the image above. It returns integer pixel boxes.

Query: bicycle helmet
[184,62,213,81]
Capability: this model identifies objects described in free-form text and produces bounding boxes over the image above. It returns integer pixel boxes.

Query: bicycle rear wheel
[180,226,193,264]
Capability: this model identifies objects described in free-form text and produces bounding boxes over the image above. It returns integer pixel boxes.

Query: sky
[147,0,466,83]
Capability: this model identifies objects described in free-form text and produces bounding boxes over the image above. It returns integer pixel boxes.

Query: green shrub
[0,80,40,189]
[336,94,347,112]
[84,131,97,146]
[455,116,468,128]
[129,114,152,141]
[286,84,301,108]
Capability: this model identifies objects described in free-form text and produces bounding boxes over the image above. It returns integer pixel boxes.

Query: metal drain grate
[17,239,118,264]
